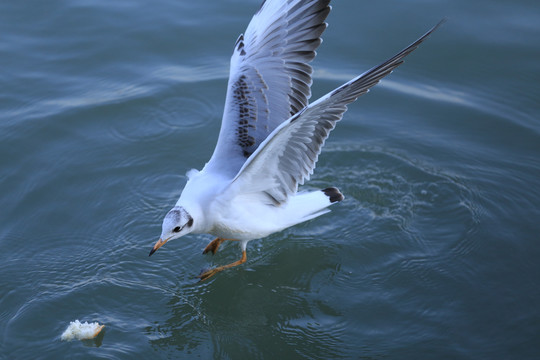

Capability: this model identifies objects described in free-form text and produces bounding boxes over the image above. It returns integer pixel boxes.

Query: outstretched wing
[226,21,444,205]
[204,0,331,177]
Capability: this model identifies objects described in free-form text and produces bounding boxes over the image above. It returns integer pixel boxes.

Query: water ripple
[109,91,217,143]
[308,144,483,299]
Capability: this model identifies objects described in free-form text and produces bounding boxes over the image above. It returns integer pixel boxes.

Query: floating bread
[61,320,104,341]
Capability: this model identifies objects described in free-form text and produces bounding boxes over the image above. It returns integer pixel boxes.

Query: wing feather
[226,21,444,205]
[204,0,331,176]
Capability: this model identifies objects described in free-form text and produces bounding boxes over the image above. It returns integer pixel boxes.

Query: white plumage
[149,0,442,280]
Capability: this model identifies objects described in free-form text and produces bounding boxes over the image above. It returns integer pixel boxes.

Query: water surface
[1,0,539,359]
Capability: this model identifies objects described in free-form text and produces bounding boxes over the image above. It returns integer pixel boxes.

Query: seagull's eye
[173,226,181,233]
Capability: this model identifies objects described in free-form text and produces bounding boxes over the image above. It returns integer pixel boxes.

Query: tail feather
[322,187,344,203]
[280,187,344,227]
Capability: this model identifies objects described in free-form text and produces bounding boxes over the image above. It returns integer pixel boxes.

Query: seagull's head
[149,206,194,256]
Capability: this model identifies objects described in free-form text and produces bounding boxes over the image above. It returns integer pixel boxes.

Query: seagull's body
[149,0,442,280]
[181,168,338,241]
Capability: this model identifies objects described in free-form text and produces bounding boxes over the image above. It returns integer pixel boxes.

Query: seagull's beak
[149,238,169,256]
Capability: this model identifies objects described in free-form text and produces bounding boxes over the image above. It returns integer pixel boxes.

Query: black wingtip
[429,18,447,35]
[322,187,344,203]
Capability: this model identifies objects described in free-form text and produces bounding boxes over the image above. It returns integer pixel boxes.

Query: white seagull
[149,0,442,281]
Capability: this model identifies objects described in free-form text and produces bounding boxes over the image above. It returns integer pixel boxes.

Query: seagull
[149,0,442,281]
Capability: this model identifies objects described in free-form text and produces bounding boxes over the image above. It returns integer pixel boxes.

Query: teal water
[1,0,540,359]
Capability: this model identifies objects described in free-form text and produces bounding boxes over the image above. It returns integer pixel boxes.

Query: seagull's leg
[203,237,226,255]
[198,249,247,281]
[203,238,239,254]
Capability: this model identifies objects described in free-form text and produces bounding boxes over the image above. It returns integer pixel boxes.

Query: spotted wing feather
[228,21,443,205]
[205,0,331,176]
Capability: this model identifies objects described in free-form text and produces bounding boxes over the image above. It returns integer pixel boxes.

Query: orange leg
[203,238,240,255]
[203,237,226,255]
[198,250,247,281]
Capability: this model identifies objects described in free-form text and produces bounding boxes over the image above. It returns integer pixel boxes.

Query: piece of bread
[60,320,105,341]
